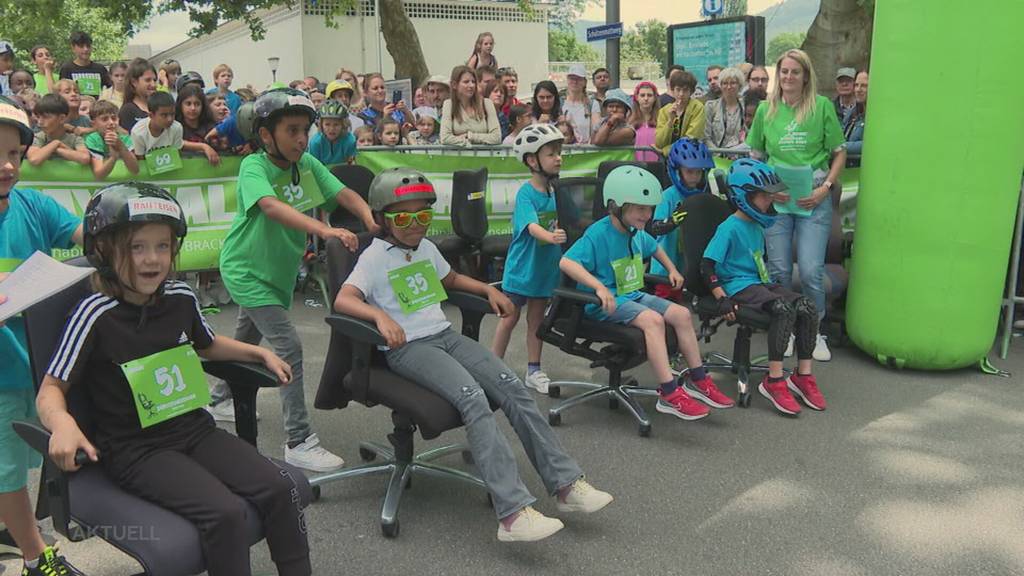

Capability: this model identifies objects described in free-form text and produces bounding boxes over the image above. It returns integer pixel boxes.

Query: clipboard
[772,163,814,217]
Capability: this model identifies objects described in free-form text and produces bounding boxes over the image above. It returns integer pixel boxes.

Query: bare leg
[629,310,672,383]
[490,305,522,359]
[524,299,548,365]
[0,488,46,560]
[663,304,702,370]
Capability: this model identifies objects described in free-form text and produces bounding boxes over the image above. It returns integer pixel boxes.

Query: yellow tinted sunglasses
[383,208,434,228]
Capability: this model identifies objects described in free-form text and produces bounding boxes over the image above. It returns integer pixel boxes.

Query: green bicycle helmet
[318,100,349,120]
[603,165,663,210]
[368,168,437,212]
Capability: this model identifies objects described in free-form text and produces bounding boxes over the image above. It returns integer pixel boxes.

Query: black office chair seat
[551,316,679,354]
[342,368,465,440]
[65,459,310,576]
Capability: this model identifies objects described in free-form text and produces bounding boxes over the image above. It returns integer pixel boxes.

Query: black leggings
[115,428,311,576]
[764,297,818,362]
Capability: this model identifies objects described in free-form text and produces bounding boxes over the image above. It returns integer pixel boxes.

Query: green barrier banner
[20,149,634,271]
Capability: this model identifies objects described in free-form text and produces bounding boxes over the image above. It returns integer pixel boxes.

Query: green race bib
[536,210,558,244]
[387,259,447,314]
[76,75,101,97]
[611,254,644,294]
[273,169,325,213]
[121,343,210,429]
[145,147,184,175]
[753,249,771,283]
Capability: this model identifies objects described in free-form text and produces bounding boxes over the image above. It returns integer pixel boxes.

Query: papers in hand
[0,251,94,324]
[772,163,814,217]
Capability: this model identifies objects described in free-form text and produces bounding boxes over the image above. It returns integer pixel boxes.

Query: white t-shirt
[561,97,601,144]
[130,118,184,156]
[345,237,452,345]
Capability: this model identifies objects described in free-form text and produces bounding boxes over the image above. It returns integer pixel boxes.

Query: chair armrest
[325,314,386,346]
[644,273,670,286]
[552,287,602,306]
[202,360,279,389]
[11,420,89,541]
[447,289,492,315]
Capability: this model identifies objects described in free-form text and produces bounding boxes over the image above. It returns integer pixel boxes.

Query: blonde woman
[440,65,500,145]
[745,49,846,361]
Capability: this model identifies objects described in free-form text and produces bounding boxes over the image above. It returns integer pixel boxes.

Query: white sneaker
[1013,319,1024,331]
[204,400,259,423]
[813,334,832,362]
[556,479,613,514]
[497,506,564,542]
[285,433,345,472]
[524,370,551,394]
[784,335,795,358]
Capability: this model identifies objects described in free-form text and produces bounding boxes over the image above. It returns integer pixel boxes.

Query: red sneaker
[684,374,735,408]
[656,387,710,420]
[789,373,826,411]
[758,376,802,415]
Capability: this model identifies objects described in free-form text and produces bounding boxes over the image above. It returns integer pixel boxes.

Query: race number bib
[145,147,183,175]
[273,169,325,213]
[536,210,558,244]
[76,75,101,97]
[752,249,771,283]
[121,344,210,429]
[387,259,447,314]
[611,254,644,294]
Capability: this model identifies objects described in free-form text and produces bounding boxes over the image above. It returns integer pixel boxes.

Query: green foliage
[724,0,748,17]
[0,0,128,65]
[549,0,602,32]
[548,28,600,62]
[621,19,666,64]
[767,31,807,63]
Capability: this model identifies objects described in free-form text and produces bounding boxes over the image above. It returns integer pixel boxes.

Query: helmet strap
[267,131,298,182]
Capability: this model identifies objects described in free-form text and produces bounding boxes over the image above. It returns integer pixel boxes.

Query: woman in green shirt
[745,49,846,361]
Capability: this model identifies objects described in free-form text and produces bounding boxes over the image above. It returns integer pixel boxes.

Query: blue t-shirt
[214,113,245,147]
[309,131,357,166]
[563,215,657,319]
[0,188,80,391]
[502,182,561,298]
[206,88,242,115]
[702,214,767,297]
[649,183,701,277]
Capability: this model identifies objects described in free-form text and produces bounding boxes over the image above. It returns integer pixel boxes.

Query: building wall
[154,1,549,99]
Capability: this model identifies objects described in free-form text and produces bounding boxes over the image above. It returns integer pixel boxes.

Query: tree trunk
[378,0,430,88]
[801,0,873,97]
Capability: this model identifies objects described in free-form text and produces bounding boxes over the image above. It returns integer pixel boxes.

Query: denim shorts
[503,290,546,308]
[593,292,674,325]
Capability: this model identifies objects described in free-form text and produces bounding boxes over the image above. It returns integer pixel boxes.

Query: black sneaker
[22,546,86,576]
[0,526,19,557]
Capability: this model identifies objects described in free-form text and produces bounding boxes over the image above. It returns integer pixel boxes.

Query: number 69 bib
[387,260,448,314]
[145,147,183,175]
[121,344,210,428]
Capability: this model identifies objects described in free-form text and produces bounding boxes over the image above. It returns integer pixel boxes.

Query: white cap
[413,106,438,121]
[426,75,448,86]
[567,64,587,79]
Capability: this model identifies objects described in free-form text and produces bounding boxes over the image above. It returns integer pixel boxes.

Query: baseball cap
[325,80,354,98]
[835,67,856,80]
[567,63,587,79]
[0,40,14,56]
[426,75,448,86]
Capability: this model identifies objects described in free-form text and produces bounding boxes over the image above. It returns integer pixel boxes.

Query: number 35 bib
[273,169,325,213]
[121,344,210,428]
[387,260,448,314]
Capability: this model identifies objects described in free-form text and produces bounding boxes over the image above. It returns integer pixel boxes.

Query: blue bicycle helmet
[726,158,787,229]
[668,138,715,197]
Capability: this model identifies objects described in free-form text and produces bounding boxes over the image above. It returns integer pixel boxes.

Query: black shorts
[731,283,802,309]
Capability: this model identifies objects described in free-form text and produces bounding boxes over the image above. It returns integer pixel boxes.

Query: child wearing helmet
[335,168,613,543]
[309,100,356,165]
[0,95,87,576]
[214,88,376,473]
[591,88,636,146]
[649,137,716,300]
[38,182,312,576]
[702,159,825,415]
[561,165,734,420]
[491,123,567,393]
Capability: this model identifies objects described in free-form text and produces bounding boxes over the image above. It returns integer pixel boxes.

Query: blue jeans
[764,198,832,323]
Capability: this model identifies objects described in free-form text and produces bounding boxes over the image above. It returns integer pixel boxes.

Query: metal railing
[1000,176,1024,359]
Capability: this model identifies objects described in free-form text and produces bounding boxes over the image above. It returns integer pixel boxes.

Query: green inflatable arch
[846,0,1024,369]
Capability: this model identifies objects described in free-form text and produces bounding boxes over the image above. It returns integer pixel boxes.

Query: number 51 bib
[121,344,210,428]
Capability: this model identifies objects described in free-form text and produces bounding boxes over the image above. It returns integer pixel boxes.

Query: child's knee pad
[765,299,796,361]
[792,297,819,357]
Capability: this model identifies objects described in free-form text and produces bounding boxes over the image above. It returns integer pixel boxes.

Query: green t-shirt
[84,131,134,158]
[32,73,50,95]
[219,152,342,308]
[744,94,845,171]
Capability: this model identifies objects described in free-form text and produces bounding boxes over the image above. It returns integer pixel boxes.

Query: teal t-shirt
[648,183,702,278]
[703,213,767,297]
[0,188,81,390]
[309,131,357,166]
[501,182,561,298]
[219,152,342,309]
[563,215,657,319]
[744,94,846,171]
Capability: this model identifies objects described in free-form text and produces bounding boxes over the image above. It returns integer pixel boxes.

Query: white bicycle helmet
[512,123,564,164]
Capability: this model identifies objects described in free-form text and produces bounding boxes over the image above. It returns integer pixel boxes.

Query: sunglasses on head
[497,67,517,76]
[384,208,434,228]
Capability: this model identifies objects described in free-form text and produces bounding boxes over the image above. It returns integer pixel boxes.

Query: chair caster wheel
[638,424,652,437]
[738,393,751,408]
[381,519,399,538]
[548,412,561,426]
[608,396,620,410]
[461,450,474,465]
[311,486,321,501]
[359,447,376,461]
[548,386,561,399]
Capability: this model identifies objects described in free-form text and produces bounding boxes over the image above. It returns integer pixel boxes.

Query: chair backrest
[316,234,377,410]
[22,257,98,436]
[594,160,671,221]
[329,164,375,230]
[553,177,601,250]
[679,194,734,298]
[449,167,489,243]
